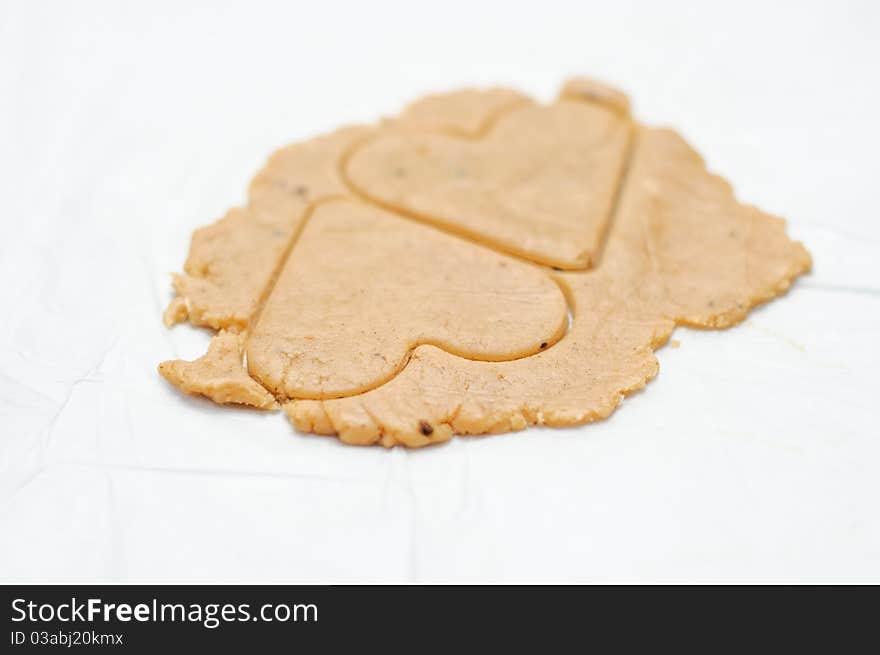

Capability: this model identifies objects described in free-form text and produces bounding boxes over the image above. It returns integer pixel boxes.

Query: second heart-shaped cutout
[345,101,633,270]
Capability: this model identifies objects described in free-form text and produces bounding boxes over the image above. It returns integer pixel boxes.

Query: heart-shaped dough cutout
[346,101,632,270]
[246,198,568,399]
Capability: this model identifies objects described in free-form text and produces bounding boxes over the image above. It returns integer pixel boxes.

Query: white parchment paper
[1,0,878,582]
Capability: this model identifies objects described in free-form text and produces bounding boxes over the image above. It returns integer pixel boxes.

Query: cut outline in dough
[159,78,811,449]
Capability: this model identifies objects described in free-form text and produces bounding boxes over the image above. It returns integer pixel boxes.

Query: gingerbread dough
[159,331,277,410]
[159,78,811,448]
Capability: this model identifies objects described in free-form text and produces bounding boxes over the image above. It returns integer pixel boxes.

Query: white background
[1,0,878,583]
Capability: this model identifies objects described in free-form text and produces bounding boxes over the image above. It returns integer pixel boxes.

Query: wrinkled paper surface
[1,1,879,582]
